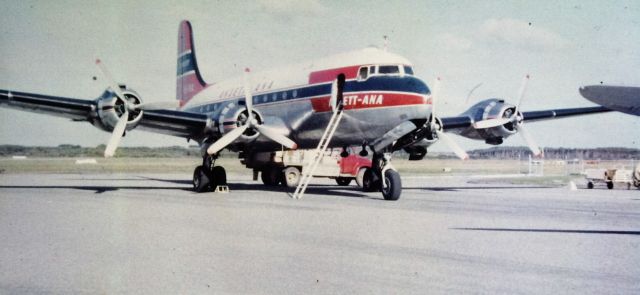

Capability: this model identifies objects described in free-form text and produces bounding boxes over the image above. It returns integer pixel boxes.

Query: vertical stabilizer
[177,20,208,107]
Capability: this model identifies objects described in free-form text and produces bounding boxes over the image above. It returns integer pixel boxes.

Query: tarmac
[1,173,638,294]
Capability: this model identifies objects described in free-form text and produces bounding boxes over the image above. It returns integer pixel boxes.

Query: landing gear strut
[362,152,402,200]
[192,154,227,192]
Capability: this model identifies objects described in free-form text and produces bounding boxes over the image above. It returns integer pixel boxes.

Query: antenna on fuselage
[383,35,389,52]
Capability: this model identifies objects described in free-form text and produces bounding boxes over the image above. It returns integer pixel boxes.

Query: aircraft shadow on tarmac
[0,175,556,197]
[452,227,640,236]
[403,185,553,192]
[0,185,193,194]
[140,176,382,199]
[0,177,372,198]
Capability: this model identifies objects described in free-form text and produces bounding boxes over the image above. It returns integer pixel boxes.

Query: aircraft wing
[440,106,611,130]
[579,85,640,116]
[0,89,211,139]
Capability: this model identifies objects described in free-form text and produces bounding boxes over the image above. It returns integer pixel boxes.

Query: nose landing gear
[362,152,402,200]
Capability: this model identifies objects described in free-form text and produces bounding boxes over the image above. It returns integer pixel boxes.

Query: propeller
[206,68,297,155]
[429,77,469,160]
[472,74,542,157]
[512,74,542,157]
[95,59,133,158]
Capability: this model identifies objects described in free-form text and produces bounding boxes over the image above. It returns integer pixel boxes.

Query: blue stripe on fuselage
[185,75,430,114]
[177,53,195,76]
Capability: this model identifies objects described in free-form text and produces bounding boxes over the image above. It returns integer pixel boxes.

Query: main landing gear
[193,154,228,192]
[362,152,402,201]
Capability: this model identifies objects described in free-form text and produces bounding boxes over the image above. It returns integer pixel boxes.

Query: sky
[1,0,638,151]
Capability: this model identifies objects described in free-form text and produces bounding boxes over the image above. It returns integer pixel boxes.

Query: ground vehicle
[585,168,634,190]
[274,148,371,188]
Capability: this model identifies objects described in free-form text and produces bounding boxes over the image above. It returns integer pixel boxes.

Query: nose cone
[408,76,430,95]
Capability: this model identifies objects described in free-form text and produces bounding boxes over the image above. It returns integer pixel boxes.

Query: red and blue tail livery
[176,20,208,107]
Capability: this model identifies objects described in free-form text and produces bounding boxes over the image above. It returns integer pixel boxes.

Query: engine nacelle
[91,86,144,133]
[454,99,519,144]
[394,118,440,160]
[217,101,263,141]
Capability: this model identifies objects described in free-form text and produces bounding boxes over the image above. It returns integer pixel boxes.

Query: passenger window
[357,67,368,80]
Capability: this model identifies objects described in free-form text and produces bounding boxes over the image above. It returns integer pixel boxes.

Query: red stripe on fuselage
[310,92,429,113]
[308,66,361,84]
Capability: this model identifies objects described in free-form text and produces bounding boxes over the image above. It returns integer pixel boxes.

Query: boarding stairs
[292,102,344,199]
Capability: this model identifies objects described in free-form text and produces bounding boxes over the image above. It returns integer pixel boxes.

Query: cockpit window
[378,65,400,74]
[357,67,368,80]
[403,66,414,75]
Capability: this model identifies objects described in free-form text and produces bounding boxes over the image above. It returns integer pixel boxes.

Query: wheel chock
[214,185,229,193]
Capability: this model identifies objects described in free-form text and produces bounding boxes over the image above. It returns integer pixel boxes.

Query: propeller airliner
[0,20,611,200]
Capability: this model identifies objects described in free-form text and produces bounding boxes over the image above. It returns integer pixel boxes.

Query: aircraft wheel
[261,166,282,186]
[335,177,352,186]
[381,170,402,201]
[355,167,366,188]
[362,168,380,192]
[193,166,211,192]
[211,166,227,189]
[607,182,614,190]
[283,166,301,188]
[587,182,594,189]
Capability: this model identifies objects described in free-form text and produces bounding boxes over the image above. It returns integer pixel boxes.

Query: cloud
[435,33,473,51]
[478,18,569,50]
[257,0,327,18]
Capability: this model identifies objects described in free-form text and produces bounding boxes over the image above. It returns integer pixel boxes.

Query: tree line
[1,144,638,160]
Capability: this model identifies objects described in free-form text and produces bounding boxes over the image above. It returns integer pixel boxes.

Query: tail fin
[176,20,208,107]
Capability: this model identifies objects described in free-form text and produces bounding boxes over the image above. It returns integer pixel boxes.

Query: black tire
[362,168,380,192]
[381,169,402,201]
[335,177,352,186]
[193,166,210,193]
[607,182,614,190]
[211,166,227,189]
[261,166,282,186]
[283,166,301,188]
[587,182,594,189]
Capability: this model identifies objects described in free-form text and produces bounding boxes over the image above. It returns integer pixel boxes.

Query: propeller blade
[95,59,128,101]
[254,125,298,150]
[473,118,511,129]
[132,101,179,111]
[430,77,441,118]
[514,74,530,113]
[518,125,542,157]
[104,109,128,158]
[243,68,254,121]
[436,130,469,160]
[206,124,250,155]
